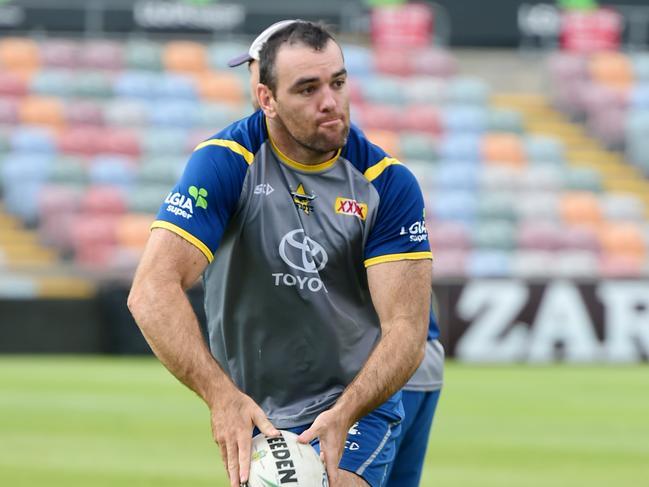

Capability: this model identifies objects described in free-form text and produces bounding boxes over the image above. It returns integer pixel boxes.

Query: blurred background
[0,0,648,485]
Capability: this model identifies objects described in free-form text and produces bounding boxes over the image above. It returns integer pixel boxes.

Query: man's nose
[319,86,337,111]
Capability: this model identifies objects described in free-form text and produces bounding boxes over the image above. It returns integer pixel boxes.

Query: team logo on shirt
[164,186,208,220]
[335,197,367,220]
[291,183,316,215]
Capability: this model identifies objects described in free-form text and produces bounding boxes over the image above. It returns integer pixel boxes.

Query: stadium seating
[1,35,649,279]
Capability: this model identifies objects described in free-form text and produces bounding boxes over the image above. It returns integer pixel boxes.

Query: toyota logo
[279,229,328,273]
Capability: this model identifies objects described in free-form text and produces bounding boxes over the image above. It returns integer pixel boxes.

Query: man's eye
[301,86,315,95]
[333,79,346,88]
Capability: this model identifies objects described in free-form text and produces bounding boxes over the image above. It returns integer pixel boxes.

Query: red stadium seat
[98,129,141,157]
[80,186,127,215]
[401,105,441,135]
[411,48,457,77]
[373,48,413,76]
[80,40,124,70]
[64,99,105,127]
[354,104,402,132]
[58,127,105,156]
[0,72,28,97]
[0,97,19,124]
[39,39,81,68]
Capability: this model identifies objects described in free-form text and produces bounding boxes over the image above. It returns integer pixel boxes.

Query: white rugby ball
[246,430,328,487]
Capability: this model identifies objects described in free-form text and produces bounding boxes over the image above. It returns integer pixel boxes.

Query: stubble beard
[275,110,350,157]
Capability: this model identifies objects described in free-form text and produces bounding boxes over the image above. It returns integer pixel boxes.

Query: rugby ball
[246,430,328,487]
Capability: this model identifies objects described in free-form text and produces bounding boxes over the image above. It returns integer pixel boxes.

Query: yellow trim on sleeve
[364,157,403,182]
[193,139,255,165]
[364,251,433,268]
[151,221,214,263]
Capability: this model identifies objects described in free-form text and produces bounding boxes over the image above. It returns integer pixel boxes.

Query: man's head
[255,21,350,160]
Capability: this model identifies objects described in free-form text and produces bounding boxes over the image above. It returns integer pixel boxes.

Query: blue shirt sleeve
[152,144,248,262]
[364,163,432,267]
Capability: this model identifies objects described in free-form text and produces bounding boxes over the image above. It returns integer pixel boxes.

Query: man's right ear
[256,84,276,118]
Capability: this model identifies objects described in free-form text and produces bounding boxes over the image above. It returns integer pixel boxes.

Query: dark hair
[258,21,337,94]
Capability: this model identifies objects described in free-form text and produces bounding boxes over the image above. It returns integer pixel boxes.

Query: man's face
[248,60,261,110]
[267,39,350,155]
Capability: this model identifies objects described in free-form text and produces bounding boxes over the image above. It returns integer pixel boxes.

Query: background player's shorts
[286,409,403,487]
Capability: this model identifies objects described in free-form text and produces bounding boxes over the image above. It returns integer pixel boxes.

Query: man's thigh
[338,469,370,486]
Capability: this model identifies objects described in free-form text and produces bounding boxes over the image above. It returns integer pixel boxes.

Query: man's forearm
[333,317,426,424]
[128,280,233,407]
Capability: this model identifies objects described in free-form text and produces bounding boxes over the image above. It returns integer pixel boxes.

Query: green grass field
[1,357,648,487]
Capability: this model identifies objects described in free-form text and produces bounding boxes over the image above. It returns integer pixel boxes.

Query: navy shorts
[286,409,403,487]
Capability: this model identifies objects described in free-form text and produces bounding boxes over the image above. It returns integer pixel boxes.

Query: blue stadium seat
[467,250,512,277]
[511,250,556,278]
[140,128,190,156]
[154,73,198,100]
[629,85,649,110]
[429,190,477,222]
[398,132,438,162]
[600,193,645,222]
[524,135,565,164]
[196,103,240,129]
[104,98,150,127]
[150,101,199,128]
[438,134,481,161]
[114,71,159,100]
[403,76,445,106]
[341,44,373,77]
[124,39,163,71]
[9,126,57,154]
[30,69,75,97]
[435,162,478,191]
[471,220,516,250]
[361,75,405,105]
[444,77,490,106]
[631,53,649,82]
[88,155,136,187]
[441,106,488,133]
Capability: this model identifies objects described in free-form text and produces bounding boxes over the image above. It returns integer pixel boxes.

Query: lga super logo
[400,218,428,242]
[164,185,208,219]
[273,229,328,293]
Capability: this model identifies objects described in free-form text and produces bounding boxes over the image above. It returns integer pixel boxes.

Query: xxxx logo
[188,186,208,209]
[335,197,367,220]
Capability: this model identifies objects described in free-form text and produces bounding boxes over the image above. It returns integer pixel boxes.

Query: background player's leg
[385,389,441,487]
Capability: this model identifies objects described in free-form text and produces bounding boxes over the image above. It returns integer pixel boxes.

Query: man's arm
[298,258,431,484]
[127,228,278,487]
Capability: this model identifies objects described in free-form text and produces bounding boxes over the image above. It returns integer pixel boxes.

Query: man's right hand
[210,389,280,487]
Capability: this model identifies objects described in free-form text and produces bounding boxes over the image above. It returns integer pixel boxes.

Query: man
[128,21,432,487]
[230,20,444,487]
